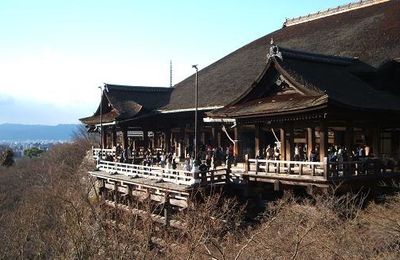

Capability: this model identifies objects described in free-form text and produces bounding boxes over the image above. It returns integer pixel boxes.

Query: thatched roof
[80,84,171,125]
[80,0,400,125]
[208,47,400,119]
[160,0,400,111]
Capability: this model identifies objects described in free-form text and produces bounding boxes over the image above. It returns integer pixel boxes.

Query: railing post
[277,161,280,174]
[255,159,259,175]
[323,157,328,180]
[201,172,207,185]
[244,154,250,172]
[299,164,303,175]
[225,168,230,184]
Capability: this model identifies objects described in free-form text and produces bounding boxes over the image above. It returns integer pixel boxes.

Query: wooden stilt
[280,128,286,160]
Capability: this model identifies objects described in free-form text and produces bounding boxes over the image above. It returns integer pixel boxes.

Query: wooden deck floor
[90,170,192,193]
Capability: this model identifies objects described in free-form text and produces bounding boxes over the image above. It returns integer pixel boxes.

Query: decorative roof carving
[267,38,283,62]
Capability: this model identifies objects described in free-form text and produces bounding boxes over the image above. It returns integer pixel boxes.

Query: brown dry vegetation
[0,139,400,259]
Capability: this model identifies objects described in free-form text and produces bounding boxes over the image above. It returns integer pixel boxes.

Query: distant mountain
[0,123,81,142]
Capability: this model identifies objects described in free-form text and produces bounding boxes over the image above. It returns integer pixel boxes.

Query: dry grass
[0,140,400,259]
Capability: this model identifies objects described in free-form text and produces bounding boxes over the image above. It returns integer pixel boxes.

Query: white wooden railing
[247,158,327,178]
[92,147,116,159]
[328,158,395,179]
[97,160,195,186]
[246,157,396,181]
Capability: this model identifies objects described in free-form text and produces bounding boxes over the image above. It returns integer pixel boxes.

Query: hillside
[0,141,399,258]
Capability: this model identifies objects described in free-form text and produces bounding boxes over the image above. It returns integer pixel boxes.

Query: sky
[0,0,352,125]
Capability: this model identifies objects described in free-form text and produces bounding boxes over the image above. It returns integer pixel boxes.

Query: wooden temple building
[80,0,400,218]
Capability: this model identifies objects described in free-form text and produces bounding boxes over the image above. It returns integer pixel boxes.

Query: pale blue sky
[0,0,351,125]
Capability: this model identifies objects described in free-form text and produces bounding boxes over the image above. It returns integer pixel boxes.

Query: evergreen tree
[0,149,14,167]
[24,147,44,158]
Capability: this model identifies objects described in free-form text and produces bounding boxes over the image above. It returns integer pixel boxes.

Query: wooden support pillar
[127,184,132,207]
[286,126,294,161]
[102,128,108,149]
[280,128,286,160]
[100,179,107,200]
[143,130,149,150]
[171,133,179,155]
[345,124,354,154]
[200,132,206,145]
[164,130,171,152]
[274,180,281,191]
[132,139,136,151]
[164,193,170,227]
[319,122,328,162]
[211,127,217,147]
[122,129,128,150]
[306,127,315,160]
[185,130,190,157]
[372,127,381,157]
[234,126,241,160]
[150,132,155,150]
[112,127,117,148]
[179,128,185,159]
[217,131,222,147]
[392,130,400,160]
[113,181,119,203]
[255,124,265,157]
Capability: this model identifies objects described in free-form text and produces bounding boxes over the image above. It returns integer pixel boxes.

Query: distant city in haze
[0,123,80,143]
[0,123,81,159]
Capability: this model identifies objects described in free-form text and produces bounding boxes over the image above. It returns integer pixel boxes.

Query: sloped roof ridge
[105,83,171,92]
[279,47,357,66]
[283,0,390,27]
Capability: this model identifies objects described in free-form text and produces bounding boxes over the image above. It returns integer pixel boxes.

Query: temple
[80,0,400,220]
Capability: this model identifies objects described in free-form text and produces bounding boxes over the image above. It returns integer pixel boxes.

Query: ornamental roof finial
[267,38,282,62]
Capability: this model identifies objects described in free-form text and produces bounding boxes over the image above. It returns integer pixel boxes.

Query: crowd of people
[254,143,375,163]
[99,142,378,171]
[99,143,237,172]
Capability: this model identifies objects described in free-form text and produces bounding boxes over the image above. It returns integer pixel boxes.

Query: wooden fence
[97,160,195,185]
[92,147,116,159]
[246,157,394,181]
